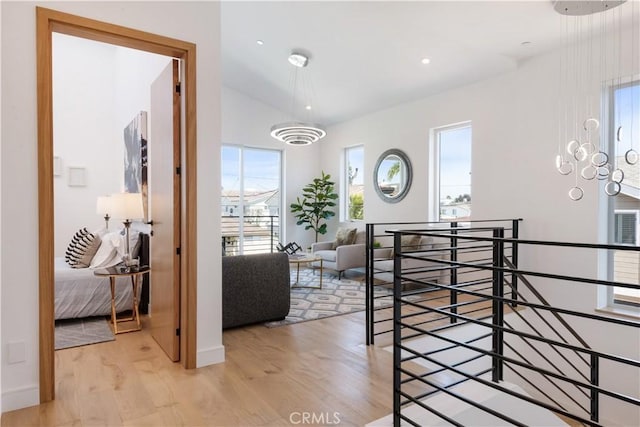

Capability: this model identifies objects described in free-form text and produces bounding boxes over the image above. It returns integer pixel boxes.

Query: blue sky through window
[221,146,280,193]
[348,146,364,185]
[614,83,640,155]
[439,125,472,201]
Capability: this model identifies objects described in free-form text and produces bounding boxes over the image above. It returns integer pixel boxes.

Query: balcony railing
[221,214,280,256]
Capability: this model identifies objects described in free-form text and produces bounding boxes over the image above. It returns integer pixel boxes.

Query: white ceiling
[221,1,635,126]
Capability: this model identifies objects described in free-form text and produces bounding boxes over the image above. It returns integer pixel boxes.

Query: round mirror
[373,149,412,203]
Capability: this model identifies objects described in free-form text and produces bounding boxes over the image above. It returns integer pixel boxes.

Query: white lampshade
[96,195,112,215]
[110,192,144,220]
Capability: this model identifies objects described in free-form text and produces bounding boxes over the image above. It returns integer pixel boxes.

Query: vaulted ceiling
[220,1,570,126]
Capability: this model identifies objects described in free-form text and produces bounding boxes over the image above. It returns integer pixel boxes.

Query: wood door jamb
[36,6,198,403]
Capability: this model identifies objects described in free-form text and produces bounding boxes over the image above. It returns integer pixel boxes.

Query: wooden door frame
[36,7,198,403]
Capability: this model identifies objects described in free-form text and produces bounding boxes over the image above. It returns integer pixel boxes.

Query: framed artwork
[67,167,86,187]
[123,111,149,220]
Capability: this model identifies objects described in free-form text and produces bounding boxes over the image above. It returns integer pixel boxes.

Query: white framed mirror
[373,149,412,203]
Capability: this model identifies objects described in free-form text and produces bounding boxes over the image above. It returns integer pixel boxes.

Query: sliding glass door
[221,145,282,255]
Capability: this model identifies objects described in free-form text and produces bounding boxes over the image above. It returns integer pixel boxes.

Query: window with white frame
[431,123,472,221]
[608,81,640,308]
[612,210,640,305]
[345,145,364,221]
[221,145,282,255]
[614,211,638,245]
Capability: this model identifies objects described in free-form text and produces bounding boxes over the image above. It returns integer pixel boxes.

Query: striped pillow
[65,228,102,268]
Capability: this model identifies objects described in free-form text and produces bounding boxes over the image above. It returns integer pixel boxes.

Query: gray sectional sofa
[222,252,290,329]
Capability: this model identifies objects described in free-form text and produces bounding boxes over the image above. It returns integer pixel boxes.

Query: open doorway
[51,33,174,350]
[37,7,198,403]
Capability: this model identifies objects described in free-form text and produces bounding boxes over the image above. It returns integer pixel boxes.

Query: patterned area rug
[265,269,394,327]
[55,316,114,350]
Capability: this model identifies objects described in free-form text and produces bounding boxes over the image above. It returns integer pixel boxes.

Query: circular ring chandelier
[271,52,327,145]
[270,122,326,146]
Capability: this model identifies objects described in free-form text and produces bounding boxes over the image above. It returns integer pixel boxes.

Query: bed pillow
[128,231,142,259]
[89,231,122,268]
[65,228,101,268]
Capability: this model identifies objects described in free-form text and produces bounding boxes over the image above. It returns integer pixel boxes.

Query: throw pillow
[400,234,422,250]
[79,234,102,267]
[65,228,101,268]
[332,227,357,249]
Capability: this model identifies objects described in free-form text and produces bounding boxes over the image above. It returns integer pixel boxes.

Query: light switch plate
[8,341,26,364]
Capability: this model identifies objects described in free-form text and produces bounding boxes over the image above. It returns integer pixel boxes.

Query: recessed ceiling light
[305,105,312,110]
[421,57,431,65]
[256,40,264,46]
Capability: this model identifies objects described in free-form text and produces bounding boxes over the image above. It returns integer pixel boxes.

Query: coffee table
[288,254,323,289]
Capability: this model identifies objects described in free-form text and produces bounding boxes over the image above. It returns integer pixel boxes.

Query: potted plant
[290,171,339,242]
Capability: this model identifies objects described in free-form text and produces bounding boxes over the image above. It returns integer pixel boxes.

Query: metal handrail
[366,218,522,345]
[390,226,640,427]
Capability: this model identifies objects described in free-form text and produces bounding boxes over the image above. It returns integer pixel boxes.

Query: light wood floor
[1,311,396,427]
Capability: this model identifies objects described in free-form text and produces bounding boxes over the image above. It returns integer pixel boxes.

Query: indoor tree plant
[290,171,339,242]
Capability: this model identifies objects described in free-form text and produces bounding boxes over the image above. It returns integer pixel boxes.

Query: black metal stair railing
[501,257,593,414]
[365,218,522,345]
[389,227,640,427]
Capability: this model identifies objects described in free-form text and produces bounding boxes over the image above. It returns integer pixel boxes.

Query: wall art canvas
[124,111,148,220]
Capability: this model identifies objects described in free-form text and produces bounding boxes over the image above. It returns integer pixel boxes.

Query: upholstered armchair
[311,229,366,278]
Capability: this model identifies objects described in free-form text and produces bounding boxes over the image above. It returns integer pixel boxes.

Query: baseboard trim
[196,344,225,368]
[2,384,39,413]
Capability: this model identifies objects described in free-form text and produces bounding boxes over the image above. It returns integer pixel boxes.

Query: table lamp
[110,192,144,266]
[96,195,112,229]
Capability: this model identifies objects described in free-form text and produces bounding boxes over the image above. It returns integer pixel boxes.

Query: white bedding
[54,257,142,320]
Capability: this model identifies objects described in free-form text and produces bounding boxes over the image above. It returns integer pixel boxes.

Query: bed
[54,231,150,320]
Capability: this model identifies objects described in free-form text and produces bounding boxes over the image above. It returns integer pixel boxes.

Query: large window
[221,145,282,255]
[345,145,364,221]
[431,123,472,221]
[609,81,640,307]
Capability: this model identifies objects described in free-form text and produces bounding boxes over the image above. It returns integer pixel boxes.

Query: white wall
[52,33,171,256]
[113,45,172,138]
[1,1,222,412]
[222,86,323,249]
[320,37,638,426]
[53,34,119,254]
[320,34,637,276]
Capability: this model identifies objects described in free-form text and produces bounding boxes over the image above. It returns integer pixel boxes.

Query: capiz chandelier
[555,0,639,201]
[270,52,326,146]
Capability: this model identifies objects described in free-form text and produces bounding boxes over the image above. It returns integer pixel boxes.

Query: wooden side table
[94,265,149,334]
[288,254,323,289]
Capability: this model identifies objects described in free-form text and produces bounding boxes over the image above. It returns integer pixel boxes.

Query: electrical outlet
[8,341,26,364]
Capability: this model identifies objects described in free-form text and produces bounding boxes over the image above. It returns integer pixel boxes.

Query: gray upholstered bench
[222,252,290,329]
